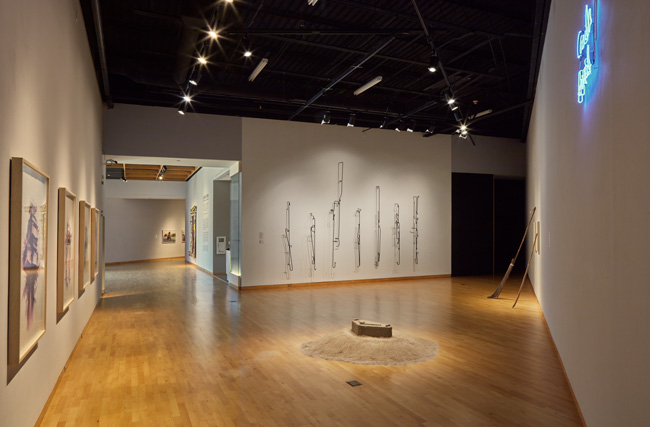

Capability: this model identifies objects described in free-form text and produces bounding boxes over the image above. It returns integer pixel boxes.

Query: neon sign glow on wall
[577,3,596,103]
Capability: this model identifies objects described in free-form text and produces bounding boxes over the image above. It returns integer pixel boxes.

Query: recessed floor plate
[346,380,362,387]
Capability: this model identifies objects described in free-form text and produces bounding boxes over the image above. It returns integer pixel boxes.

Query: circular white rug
[300,329,438,366]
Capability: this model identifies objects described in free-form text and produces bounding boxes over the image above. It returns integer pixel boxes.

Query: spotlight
[379,117,387,129]
[406,120,415,132]
[182,94,192,103]
[308,0,319,5]
[444,92,459,111]
[248,57,268,82]
[428,55,438,73]
[321,111,331,125]
[121,177,127,182]
[395,121,405,132]
[347,114,356,127]
[198,56,207,65]
[157,165,167,180]
[177,109,185,115]
[244,51,252,57]
[460,124,467,132]
[189,79,198,86]
[353,76,383,96]
[208,30,218,39]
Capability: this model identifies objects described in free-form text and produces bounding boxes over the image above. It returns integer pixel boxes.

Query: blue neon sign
[577,4,596,103]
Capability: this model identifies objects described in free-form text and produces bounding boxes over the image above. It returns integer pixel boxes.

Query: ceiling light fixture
[308,0,319,6]
[395,121,405,132]
[406,120,415,132]
[347,114,356,127]
[379,117,387,129]
[244,50,252,57]
[157,165,167,180]
[189,79,198,86]
[182,94,192,103]
[321,111,331,125]
[198,56,207,65]
[354,76,383,96]
[428,55,438,73]
[208,30,218,40]
[444,92,459,110]
[248,57,268,82]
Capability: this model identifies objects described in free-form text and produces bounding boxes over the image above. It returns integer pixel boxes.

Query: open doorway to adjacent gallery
[102,154,240,287]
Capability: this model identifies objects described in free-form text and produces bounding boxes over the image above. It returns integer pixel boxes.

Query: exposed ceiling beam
[289,37,395,120]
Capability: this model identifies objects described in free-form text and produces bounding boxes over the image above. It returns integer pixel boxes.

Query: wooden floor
[38,260,582,426]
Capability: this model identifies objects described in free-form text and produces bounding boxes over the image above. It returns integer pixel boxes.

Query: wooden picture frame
[95,208,100,278]
[8,157,49,365]
[91,207,99,280]
[57,188,76,318]
[78,201,91,293]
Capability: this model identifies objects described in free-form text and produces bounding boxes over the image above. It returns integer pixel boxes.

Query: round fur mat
[300,329,438,366]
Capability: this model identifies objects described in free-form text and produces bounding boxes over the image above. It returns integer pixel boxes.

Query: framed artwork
[91,207,100,280]
[57,188,76,318]
[189,205,197,258]
[78,201,91,293]
[8,158,49,365]
[182,229,186,243]
[162,229,176,244]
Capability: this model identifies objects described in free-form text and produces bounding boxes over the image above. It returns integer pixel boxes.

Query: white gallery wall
[241,118,451,287]
[103,104,243,161]
[104,199,186,264]
[186,167,231,272]
[527,0,650,424]
[104,179,187,199]
[452,135,526,178]
[0,0,103,425]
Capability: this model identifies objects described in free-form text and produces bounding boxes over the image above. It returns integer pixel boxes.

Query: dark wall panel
[452,173,494,276]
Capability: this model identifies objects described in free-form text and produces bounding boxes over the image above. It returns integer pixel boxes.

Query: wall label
[577,3,596,103]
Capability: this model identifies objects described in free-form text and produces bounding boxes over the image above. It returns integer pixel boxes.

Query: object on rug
[351,318,392,338]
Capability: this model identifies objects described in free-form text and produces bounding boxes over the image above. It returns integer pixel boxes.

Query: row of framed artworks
[8,157,102,365]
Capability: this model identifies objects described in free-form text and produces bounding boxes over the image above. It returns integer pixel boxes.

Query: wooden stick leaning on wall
[488,206,536,299]
[512,231,539,308]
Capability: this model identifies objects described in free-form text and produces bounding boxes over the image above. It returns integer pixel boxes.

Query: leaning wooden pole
[512,231,539,308]
[488,207,536,299]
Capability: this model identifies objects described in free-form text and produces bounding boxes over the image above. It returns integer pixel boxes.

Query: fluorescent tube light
[354,76,382,96]
[248,58,268,82]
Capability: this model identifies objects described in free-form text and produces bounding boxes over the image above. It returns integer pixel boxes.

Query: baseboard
[106,256,184,266]
[241,274,451,291]
[529,284,587,426]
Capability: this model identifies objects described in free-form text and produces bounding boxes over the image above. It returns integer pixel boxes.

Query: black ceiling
[80,0,551,140]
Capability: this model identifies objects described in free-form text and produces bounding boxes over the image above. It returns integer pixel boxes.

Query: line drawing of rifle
[410,196,419,265]
[284,201,293,272]
[394,203,401,266]
[309,213,316,270]
[355,208,361,268]
[329,162,343,268]
[375,186,381,267]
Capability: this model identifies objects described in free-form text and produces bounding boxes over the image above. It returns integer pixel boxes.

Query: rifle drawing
[309,213,316,270]
[375,186,381,267]
[394,203,401,266]
[355,208,361,268]
[410,196,419,265]
[284,201,293,272]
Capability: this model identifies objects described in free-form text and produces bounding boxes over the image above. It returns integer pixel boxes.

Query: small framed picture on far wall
[162,230,176,244]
